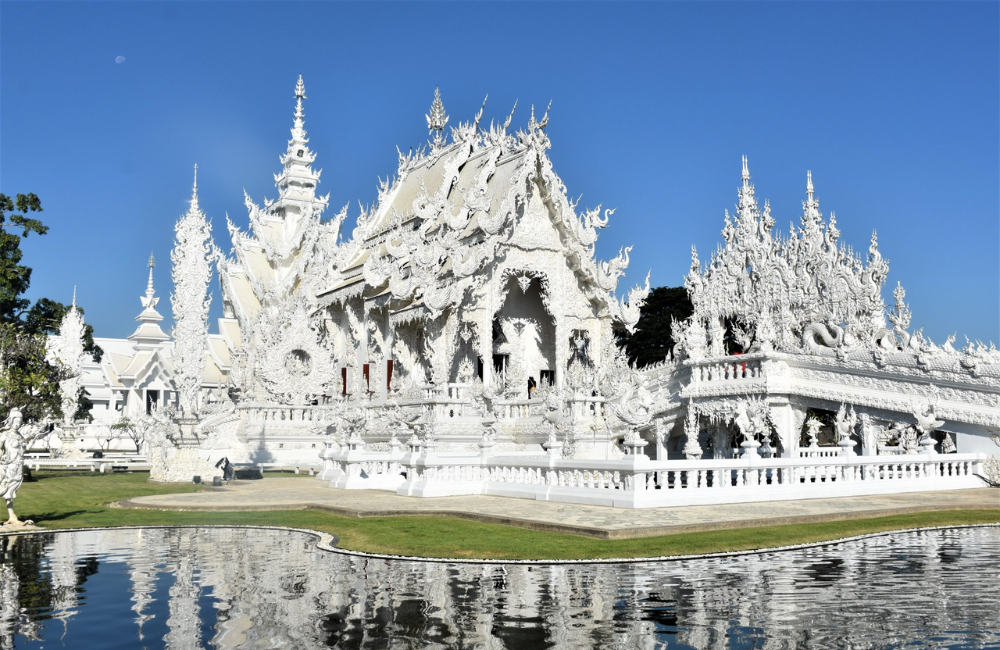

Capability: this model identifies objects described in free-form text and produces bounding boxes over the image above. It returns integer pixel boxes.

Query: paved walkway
[121,478,1000,539]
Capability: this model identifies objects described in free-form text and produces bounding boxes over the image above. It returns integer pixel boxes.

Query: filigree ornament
[254,298,335,404]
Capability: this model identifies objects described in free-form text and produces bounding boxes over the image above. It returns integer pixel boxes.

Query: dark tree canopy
[616,285,694,368]
[0,192,47,323]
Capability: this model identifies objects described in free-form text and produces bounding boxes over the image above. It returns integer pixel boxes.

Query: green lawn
[8,471,1000,561]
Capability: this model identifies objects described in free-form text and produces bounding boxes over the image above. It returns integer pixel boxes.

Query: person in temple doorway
[527,376,537,399]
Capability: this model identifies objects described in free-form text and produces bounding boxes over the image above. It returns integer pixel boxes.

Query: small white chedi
[55,77,999,497]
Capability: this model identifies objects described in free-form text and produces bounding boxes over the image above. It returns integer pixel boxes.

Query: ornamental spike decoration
[171,167,214,418]
[425,87,449,150]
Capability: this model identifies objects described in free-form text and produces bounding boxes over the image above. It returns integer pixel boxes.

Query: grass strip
[10,471,1000,561]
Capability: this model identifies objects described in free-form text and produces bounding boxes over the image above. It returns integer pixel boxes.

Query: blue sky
[2,1,997,343]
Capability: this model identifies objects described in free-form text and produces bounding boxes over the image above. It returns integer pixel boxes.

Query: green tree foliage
[0,193,47,323]
[616,286,694,368]
[0,323,68,423]
[0,193,101,422]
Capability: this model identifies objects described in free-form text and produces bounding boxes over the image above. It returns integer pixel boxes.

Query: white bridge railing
[317,444,987,509]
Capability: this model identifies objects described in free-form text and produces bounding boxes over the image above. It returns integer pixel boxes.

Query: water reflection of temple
[0,527,997,648]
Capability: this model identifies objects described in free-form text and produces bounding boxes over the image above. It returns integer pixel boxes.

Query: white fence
[318,444,987,509]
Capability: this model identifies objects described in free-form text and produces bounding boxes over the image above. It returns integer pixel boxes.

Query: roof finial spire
[146,252,155,296]
[741,155,750,187]
[802,169,822,225]
[271,74,325,216]
[426,87,449,149]
[71,286,77,310]
[191,163,200,210]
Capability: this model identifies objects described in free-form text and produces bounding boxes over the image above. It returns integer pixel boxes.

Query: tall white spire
[191,163,199,211]
[144,252,156,301]
[271,74,327,221]
[129,253,170,349]
[802,170,822,229]
[171,166,215,417]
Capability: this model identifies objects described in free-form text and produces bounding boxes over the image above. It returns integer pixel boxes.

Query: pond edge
[2,522,998,565]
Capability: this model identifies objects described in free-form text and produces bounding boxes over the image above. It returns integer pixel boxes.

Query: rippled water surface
[0,526,998,649]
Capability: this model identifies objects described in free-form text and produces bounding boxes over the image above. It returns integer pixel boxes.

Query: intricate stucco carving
[254,297,335,404]
[171,167,214,417]
[679,162,888,358]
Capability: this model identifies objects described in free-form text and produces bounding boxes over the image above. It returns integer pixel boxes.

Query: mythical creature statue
[607,374,654,441]
[1,410,49,526]
[802,321,846,350]
[470,377,504,419]
[682,407,704,460]
[339,407,368,444]
[834,404,857,445]
[912,404,945,448]
[804,417,824,447]
[733,398,770,447]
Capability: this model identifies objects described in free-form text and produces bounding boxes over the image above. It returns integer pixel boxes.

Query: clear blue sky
[2,1,997,343]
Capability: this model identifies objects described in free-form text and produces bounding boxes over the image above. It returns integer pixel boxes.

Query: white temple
[52,77,999,503]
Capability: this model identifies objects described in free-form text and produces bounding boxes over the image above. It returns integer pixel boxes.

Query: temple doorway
[493,275,555,397]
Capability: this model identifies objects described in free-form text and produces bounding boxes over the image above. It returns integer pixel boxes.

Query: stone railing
[317,443,987,509]
[689,356,764,384]
[565,394,606,420]
[237,404,343,424]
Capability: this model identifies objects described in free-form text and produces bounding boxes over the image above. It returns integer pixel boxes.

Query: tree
[91,424,119,454]
[111,416,145,453]
[616,286,694,368]
[0,323,67,423]
[0,193,46,324]
[0,193,101,422]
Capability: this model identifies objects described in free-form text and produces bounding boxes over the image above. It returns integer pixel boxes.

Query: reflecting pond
[1,526,998,649]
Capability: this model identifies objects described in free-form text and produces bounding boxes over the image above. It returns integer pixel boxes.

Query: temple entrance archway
[492,274,555,399]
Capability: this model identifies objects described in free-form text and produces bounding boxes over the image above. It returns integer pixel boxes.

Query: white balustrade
[317,444,987,509]
[690,357,763,383]
[238,404,344,424]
